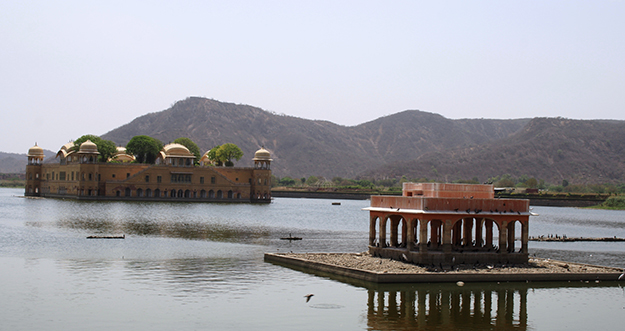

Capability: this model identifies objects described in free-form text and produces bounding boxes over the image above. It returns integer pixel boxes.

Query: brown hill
[0,150,56,174]
[101,97,529,179]
[364,117,625,184]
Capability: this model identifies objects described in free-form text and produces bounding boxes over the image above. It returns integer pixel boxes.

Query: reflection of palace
[367,286,528,330]
[24,141,272,203]
[364,183,530,264]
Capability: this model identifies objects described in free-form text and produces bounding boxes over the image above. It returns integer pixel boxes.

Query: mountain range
[3,97,624,185]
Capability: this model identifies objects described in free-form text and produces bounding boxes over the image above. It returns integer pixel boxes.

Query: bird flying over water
[304,294,314,303]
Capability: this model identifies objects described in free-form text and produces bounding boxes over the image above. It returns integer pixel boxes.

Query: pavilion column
[379,217,387,248]
[498,220,507,253]
[407,218,415,251]
[463,218,473,246]
[419,219,428,253]
[390,218,399,247]
[521,220,529,254]
[453,221,462,246]
[401,219,407,247]
[431,220,440,248]
[442,220,452,253]
[507,222,515,253]
[369,216,377,246]
[475,218,483,247]
[485,220,493,249]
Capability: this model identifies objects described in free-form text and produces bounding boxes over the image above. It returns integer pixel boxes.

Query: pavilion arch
[450,217,502,252]
[507,219,524,253]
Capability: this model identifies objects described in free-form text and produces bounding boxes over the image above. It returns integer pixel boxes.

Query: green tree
[173,137,201,164]
[126,135,163,164]
[279,176,297,186]
[206,143,244,166]
[525,178,538,188]
[217,143,243,166]
[207,146,222,166]
[306,176,319,186]
[73,134,117,162]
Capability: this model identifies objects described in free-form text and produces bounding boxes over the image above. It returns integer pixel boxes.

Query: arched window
[154,189,160,197]
[217,190,223,199]
[184,190,191,198]
[208,190,215,198]
[227,190,233,199]
[146,189,152,197]
[200,190,206,198]
[178,189,183,197]
[125,188,131,197]
[170,189,176,198]
[137,188,143,197]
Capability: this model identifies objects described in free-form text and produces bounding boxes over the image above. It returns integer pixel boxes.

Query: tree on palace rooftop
[126,135,163,164]
[207,143,243,166]
[73,134,117,162]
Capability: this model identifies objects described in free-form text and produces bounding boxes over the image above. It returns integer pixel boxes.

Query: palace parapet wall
[370,196,529,215]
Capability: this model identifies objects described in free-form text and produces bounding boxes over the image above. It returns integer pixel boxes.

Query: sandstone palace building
[24,141,272,203]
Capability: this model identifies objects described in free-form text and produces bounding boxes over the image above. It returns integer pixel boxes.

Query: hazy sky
[2,1,624,154]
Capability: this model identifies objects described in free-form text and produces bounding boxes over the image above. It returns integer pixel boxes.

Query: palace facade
[25,141,272,203]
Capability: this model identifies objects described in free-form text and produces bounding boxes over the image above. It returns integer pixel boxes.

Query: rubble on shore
[280,251,618,275]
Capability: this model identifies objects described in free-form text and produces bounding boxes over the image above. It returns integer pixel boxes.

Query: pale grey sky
[2,1,624,154]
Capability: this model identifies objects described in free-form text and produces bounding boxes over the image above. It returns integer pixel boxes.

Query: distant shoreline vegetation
[0,173,25,188]
[272,174,625,196]
[587,196,625,210]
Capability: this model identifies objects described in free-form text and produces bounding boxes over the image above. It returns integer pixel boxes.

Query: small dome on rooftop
[253,147,272,161]
[79,140,99,154]
[163,143,193,157]
[28,143,44,157]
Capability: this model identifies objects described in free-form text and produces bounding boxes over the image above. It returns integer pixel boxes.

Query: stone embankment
[530,236,625,242]
[265,251,624,283]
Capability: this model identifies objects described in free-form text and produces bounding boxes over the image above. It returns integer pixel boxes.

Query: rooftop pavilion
[363,183,530,265]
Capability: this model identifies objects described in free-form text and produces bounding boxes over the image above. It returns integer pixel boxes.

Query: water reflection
[366,284,528,330]
[27,216,272,242]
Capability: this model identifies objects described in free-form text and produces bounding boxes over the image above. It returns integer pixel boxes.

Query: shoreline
[271,189,610,207]
[265,252,624,284]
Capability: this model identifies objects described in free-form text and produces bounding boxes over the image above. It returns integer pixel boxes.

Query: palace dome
[28,143,44,157]
[79,140,99,154]
[253,147,272,161]
[162,143,194,157]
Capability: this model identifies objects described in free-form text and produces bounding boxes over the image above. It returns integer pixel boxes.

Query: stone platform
[264,252,624,283]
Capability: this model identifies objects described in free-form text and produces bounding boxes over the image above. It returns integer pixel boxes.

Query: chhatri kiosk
[364,183,530,265]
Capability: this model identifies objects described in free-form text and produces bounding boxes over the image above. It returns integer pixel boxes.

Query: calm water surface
[1,188,624,330]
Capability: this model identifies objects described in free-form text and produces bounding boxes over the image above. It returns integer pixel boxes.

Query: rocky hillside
[5,97,623,185]
[0,150,55,174]
[101,97,529,179]
[364,117,625,184]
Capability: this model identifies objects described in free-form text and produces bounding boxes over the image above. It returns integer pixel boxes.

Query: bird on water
[304,294,314,303]
[619,269,625,280]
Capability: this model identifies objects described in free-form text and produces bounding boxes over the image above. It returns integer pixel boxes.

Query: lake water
[1,187,624,330]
